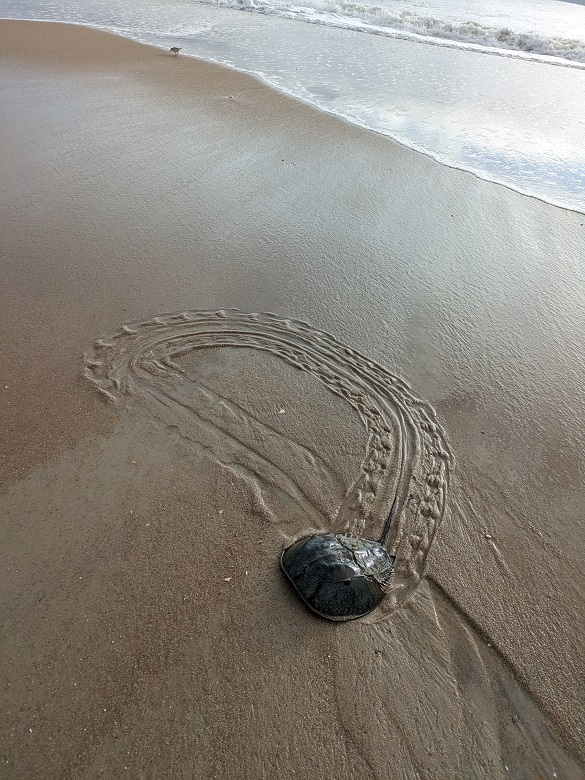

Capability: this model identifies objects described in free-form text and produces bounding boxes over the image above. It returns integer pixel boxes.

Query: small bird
[170,47,182,56]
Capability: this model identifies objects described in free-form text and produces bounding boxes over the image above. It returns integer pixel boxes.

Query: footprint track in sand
[84,309,453,617]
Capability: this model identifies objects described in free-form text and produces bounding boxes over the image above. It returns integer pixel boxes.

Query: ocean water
[1,0,585,212]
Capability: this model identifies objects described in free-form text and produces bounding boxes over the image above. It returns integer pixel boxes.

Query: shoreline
[1,18,584,778]
[2,16,585,215]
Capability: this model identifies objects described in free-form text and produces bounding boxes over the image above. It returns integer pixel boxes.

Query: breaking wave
[196,0,585,64]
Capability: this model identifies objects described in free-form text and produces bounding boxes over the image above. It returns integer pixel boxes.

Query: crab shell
[281,533,395,622]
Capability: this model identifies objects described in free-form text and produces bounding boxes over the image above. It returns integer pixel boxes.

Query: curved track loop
[85,309,453,612]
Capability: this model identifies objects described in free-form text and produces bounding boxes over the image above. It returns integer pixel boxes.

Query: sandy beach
[1,20,584,779]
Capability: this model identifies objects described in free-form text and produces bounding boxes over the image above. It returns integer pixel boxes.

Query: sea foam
[196,0,585,64]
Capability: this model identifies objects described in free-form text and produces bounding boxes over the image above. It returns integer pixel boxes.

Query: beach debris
[170,47,182,56]
[281,533,395,622]
[223,577,232,582]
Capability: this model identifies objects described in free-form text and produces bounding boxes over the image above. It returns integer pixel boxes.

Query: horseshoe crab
[281,532,395,621]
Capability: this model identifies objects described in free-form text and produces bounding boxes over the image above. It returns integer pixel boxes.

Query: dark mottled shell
[281,533,395,622]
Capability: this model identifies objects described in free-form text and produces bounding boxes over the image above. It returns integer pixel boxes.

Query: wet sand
[1,20,584,779]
